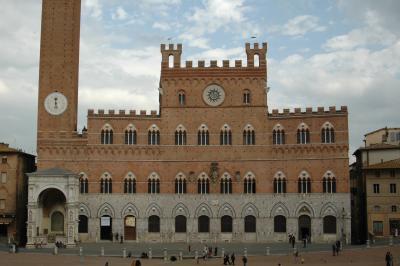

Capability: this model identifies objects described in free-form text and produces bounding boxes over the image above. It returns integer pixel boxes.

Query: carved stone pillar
[26,203,38,248]
[66,202,79,247]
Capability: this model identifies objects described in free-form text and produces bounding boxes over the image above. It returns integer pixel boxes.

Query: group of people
[201,245,218,259]
[55,241,66,248]
[222,253,235,265]
[331,240,341,256]
[114,232,124,243]
[385,251,394,266]
[288,234,296,248]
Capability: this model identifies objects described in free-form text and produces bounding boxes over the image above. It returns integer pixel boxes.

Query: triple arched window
[124,173,136,194]
[101,124,113,144]
[322,171,337,193]
[198,173,210,194]
[243,124,255,145]
[175,125,187,145]
[321,122,335,143]
[220,124,232,145]
[79,173,89,194]
[272,124,285,145]
[220,172,232,194]
[297,123,310,144]
[124,125,137,145]
[148,125,160,145]
[100,173,112,194]
[298,171,311,193]
[148,172,160,194]
[244,172,256,194]
[175,173,187,194]
[198,124,210,145]
[273,171,287,194]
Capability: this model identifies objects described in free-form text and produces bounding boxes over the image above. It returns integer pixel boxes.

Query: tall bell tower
[37,0,81,142]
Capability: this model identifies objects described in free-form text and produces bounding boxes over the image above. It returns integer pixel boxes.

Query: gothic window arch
[221,215,233,232]
[198,173,210,194]
[124,124,137,145]
[322,171,337,193]
[220,124,232,145]
[243,89,251,104]
[297,123,310,144]
[298,171,311,194]
[321,122,335,143]
[244,215,256,232]
[148,215,160,232]
[197,124,210,145]
[272,124,285,145]
[198,215,210,233]
[175,125,187,145]
[274,215,287,233]
[124,172,136,194]
[244,172,256,194]
[175,172,187,194]
[79,172,89,194]
[220,172,232,194]
[175,215,187,233]
[243,124,255,145]
[323,215,337,234]
[101,124,113,144]
[273,171,287,194]
[178,90,186,106]
[78,215,88,233]
[148,124,160,145]
[148,172,160,194]
[100,172,112,194]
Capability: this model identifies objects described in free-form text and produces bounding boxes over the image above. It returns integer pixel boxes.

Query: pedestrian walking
[242,256,248,266]
[135,259,141,266]
[231,253,235,265]
[105,262,109,266]
[386,251,392,266]
[214,246,218,256]
[292,236,296,248]
[332,244,336,256]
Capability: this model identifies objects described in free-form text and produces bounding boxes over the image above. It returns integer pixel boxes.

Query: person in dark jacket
[242,256,248,266]
[231,253,235,265]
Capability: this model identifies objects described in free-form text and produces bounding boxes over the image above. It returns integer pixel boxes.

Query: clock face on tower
[203,84,225,106]
[44,92,68,115]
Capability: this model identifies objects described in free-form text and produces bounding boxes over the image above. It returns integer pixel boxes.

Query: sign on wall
[101,216,110,226]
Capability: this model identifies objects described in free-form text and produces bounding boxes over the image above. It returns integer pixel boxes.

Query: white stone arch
[124,171,136,180]
[101,123,113,131]
[323,170,335,179]
[218,203,236,218]
[220,172,232,180]
[197,172,209,180]
[195,203,213,218]
[295,201,315,217]
[125,123,136,131]
[198,124,209,131]
[172,203,190,218]
[243,171,256,180]
[320,202,339,217]
[297,122,309,130]
[273,123,284,131]
[241,203,260,218]
[148,171,160,180]
[298,170,311,180]
[321,121,334,130]
[148,124,160,131]
[175,172,186,180]
[36,185,68,204]
[243,124,254,131]
[79,172,88,180]
[121,203,140,218]
[100,171,112,180]
[175,124,187,132]
[146,203,163,217]
[270,202,290,217]
[220,123,232,131]
[79,203,91,218]
[273,171,286,180]
[97,202,115,218]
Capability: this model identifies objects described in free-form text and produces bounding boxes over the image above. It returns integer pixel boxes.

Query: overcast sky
[0,0,399,161]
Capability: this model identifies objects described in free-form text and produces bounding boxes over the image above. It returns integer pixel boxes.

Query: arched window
[148,172,160,194]
[100,124,113,144]
[175,173,187,194]
[243,124,255,145]
[243,89,251,104]
[168,54,174,68]
[244,215,256,233]
[178,90,186,106]
[254,54,260,67]
[298,171,311,194]
[220,124,232,145]
[244,172,256,194]
[220,172,232,194]
[198,215,210,233]
[124,173,136,194]
[148,125,160,145]
[274,215,286,233]
[148,215,160,232]
[175,125,187,145]
[221,215,233,233]
[323,216,337,234]
[322,171,336,193]
[297,123,310,144]
[321,122,335,143]
[272,124,285,145]
[197,173,210,194]
[51,211,64,232]
[175,215,187,233]
[124,124,137,145]
[273,171,287,193]
[100,173,112,194]
[79,173,88,194]
[78,215,88,233]
[198,124,210,145]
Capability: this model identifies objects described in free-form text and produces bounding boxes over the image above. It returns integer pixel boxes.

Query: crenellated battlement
[160,43,267,73]
[269,106,348,117]
[88,109,160,118]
